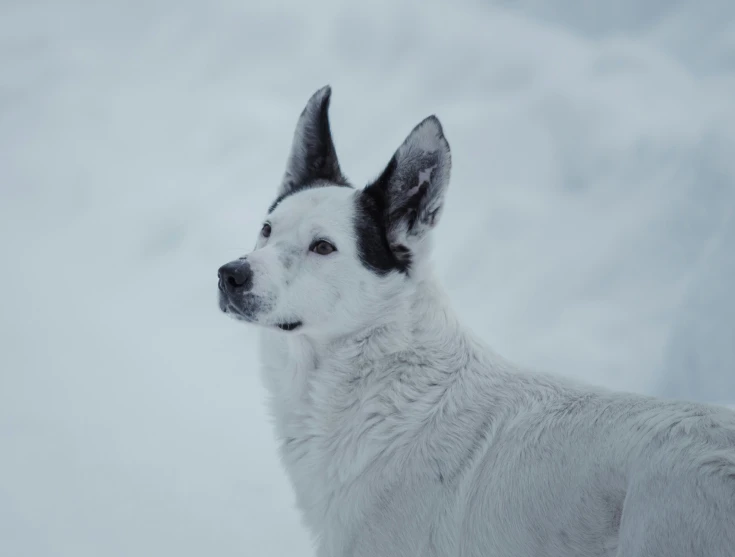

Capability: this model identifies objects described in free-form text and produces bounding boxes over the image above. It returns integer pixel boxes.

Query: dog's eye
[310,240,336,256]
[261,223,271,238]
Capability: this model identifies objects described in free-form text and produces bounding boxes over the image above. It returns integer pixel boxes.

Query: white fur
[257,277,735,557]
[221,89,735,557]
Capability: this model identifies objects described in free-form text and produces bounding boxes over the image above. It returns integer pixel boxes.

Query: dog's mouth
[276,321,302,332]
[219,292,256,321]
[219,291,301,331]
[221,303,253,322]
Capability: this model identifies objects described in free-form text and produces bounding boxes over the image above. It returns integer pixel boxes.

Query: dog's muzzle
[218,259,253,295]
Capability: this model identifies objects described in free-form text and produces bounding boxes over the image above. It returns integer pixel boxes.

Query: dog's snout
[218,260,253,293]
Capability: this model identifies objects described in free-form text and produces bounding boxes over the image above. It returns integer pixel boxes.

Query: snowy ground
[1,1,734,555]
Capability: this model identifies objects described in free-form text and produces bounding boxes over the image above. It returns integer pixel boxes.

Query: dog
[217,86,735,556]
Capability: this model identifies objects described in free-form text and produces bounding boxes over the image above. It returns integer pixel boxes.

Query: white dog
[217,86,735,557]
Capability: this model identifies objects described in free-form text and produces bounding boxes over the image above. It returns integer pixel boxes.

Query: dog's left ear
[366,115,451,263]
[278,86,347,197]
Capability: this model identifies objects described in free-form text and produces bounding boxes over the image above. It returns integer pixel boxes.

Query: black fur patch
[273,87,350,213]
[304,91,346,185]
[355,166,411,275]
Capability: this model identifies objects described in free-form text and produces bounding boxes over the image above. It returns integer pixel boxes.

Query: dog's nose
[218,260,253,292]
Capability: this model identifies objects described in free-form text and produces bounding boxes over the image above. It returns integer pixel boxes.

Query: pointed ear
[278,86,347,197]
[364,115,451,266]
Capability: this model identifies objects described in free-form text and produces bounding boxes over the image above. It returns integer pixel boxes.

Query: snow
[1,1,734,555]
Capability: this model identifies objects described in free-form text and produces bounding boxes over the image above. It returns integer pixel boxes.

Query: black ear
[278,86,347,198]
[362,115,451,268]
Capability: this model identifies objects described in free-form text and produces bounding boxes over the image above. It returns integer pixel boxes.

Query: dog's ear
[365,116,451,266]
[278,86,347,197]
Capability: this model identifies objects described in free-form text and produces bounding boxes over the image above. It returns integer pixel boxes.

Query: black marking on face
[353,116,450,276]
[354,171,410,276]
[357,115,450,274]
[279,247,299,270]
[218,289,262,321]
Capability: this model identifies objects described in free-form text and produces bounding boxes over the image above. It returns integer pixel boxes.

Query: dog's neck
[262,270,470,382]
[256,271,516,541]
[258,269,509,453]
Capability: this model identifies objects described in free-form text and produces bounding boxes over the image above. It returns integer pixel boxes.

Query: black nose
[218,260,253,293]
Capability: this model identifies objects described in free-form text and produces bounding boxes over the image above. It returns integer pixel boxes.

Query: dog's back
[461,378,735,556]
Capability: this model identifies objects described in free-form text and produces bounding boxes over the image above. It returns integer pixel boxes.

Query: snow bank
[1,1,733,555]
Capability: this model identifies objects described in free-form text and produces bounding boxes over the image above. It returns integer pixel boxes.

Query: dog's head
[217,86,451,337]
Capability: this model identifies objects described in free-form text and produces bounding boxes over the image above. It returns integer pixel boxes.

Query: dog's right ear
[277,86,347,198]
[362,115,451,271]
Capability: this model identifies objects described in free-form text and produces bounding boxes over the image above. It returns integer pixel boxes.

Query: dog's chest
[265,354,397,537]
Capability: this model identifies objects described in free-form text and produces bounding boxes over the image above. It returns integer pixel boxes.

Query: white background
[2,1,734,555]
